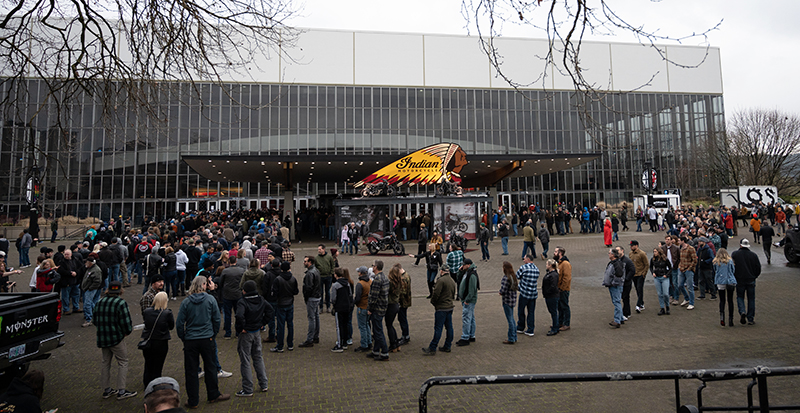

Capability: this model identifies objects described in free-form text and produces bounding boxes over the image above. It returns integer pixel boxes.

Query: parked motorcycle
[367,232,406,256]
[361,179,396,197]
[435,177,463,196]
[447,229,469,251]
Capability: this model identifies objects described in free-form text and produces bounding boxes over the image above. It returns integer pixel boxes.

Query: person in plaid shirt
[94,281,136,400]
[254,241,272,269]
[515,254,540,337]
[281,241,295,263]
[445,244,464,296]
[498,261,518,344]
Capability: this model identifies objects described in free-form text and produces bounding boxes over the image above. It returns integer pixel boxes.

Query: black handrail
[419,366,800,413]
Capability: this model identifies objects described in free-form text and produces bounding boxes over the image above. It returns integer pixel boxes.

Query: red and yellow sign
[355,143,468,187]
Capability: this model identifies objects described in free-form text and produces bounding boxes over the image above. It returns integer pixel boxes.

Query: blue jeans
[678,270,695,305]
[222,298,238,337]
[612,231,619,241]
[654,276,670,308]
[61,284,80,312]
[163,270,177,297]
[428,309,454,351]
[636,219,643,231]
[320,277,332,309]
[736,282,756,322]
[341,240,350,254]
[521,242,536,260]
[480,240,490,260]
[545,296,559,332]
[460,302,476,340]
[608,285,623,323]
[370,312,388,356]
[512,224,518,236]
[517,296,536,334]
[357,308,371,349]
[109,264,120,283]
[541,242,549,259]
[20,247,30,267]
[275,305,294,350]
[670,269,680,300]
[501,237,509,254]
[83,288,101,322]
[402,227,407,240]
[556,221,564,235]
[502,304,517,342]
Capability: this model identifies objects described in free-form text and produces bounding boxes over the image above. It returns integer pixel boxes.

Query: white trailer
[719,186,780,207]
[634,194,682,217]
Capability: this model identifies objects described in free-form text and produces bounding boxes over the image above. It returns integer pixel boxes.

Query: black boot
[665,306,670,315]
[720,313,725,327]
[657,308,665,316]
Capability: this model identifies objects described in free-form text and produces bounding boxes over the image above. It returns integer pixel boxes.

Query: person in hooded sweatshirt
[176,276,230,408]
[234,280,274,397]
[271,261,299,353]
[219,258,247,339]
[330,268,354,353]
[260,259,282,343]
[0,369,48,413]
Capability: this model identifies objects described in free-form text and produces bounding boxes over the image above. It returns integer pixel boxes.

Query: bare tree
[1,0,298,177]
[461,0,721,142]
[708,109,800,198]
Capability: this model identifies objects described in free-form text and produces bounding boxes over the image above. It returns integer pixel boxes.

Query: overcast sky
[292,0,800,120]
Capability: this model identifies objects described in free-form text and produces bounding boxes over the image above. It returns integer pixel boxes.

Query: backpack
[96,260,110,281]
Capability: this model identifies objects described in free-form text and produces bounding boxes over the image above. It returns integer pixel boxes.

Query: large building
[0,28,724,223]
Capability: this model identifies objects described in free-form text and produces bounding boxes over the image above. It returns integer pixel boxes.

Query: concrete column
[489,186,498,213]
[284,190,295,241]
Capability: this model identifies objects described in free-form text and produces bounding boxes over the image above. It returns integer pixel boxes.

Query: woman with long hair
[713,248,737,327]
[498,261,518,344]
[385,264,402,352]
[140,291,175,388]
[409,242,442,298]
[34,258,60,293]
[330,267,354,352]
[650,247,672,315]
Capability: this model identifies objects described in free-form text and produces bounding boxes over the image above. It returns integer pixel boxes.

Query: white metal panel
[489,37,553,90]
[552,41,613,91]
[423,35,491,88]
[281,29,354,85]
[609,43,670,92]
[664,46,723,94]
[354,32,424,86]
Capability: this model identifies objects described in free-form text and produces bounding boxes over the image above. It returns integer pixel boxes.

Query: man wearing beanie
[95,281,136,400]
[271,261,299,352]
[352,266,372,352]
[235,280,274,396]
[732,238,761,325]
[140,274,165,317]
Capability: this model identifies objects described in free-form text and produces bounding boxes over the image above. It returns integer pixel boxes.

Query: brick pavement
[6,227,800,412]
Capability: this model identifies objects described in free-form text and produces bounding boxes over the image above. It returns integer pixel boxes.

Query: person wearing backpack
[602,248,625,328]
[330,268,354,353]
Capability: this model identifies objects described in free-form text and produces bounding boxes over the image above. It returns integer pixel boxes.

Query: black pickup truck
[0,292,65,387]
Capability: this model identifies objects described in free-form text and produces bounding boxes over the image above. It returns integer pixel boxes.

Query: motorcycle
[361,179,396,197]
[447,229,469,251]
[367,232,406,256]
[436,177,463,196]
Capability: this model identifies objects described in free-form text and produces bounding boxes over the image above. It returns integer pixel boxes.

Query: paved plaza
[7,228,800,412]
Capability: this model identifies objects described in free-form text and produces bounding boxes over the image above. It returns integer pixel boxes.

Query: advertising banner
[355,143,468,188]
[738,186,779,206]
[340,205,390,236]
[434,202,476,240]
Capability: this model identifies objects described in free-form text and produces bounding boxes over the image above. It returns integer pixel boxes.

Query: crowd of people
[0,198,793,411]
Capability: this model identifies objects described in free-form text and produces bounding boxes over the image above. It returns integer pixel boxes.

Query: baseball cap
[0,251,6,257]
[107,281,123,293]
[150,274,164,283]
[145,377,180,397]
[740,238,751,248]
[356,266,369,274]
[629,240,639,246]
[463,258,473,265]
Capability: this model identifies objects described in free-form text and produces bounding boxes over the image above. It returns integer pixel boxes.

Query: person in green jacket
[314,245,335,312]
[422,264,456,355]
[455,259,479,346]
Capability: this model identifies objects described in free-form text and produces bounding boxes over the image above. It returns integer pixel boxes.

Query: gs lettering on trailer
[738,186,779,206]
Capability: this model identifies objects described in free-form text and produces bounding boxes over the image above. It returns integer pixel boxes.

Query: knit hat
[150,274,164,283]
[463,258,473,265]
[272,259,281,268]
[243,280,258,294]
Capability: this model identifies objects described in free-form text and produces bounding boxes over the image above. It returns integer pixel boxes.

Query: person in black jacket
[414,224,429,266]
[271,261,299,353]
[140,291,175,388]
[235,280,274,396]
[731,238,761,325]
[330,268,354,353]
[542,259,560,336]
[261,260,281,343]
[409,243,442,298]
[57,249,83,314]
[615,246,636,321]
[0,369,47,413]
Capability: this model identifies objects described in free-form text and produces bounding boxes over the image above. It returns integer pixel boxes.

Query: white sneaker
[680,300,689,307]
[218,370,233,378]
[635,306,641,313]
[198,371,205,378]
[640,306,645,311]
[686,305,695,310]
[622,316,629,321]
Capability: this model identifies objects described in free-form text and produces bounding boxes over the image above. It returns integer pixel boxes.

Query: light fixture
[344,162,347,165]
[278,162,281,164]
[226,160,230,163]
[312,162,315,165]
[208,160,212,163]
[261,161,265,165]
[359,162,363,166]
[243,160,247,163]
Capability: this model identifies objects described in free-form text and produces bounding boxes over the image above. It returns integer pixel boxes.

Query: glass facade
[0,79,724,222]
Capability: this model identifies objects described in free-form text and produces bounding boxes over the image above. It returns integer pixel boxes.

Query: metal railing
[419,366,800,413]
